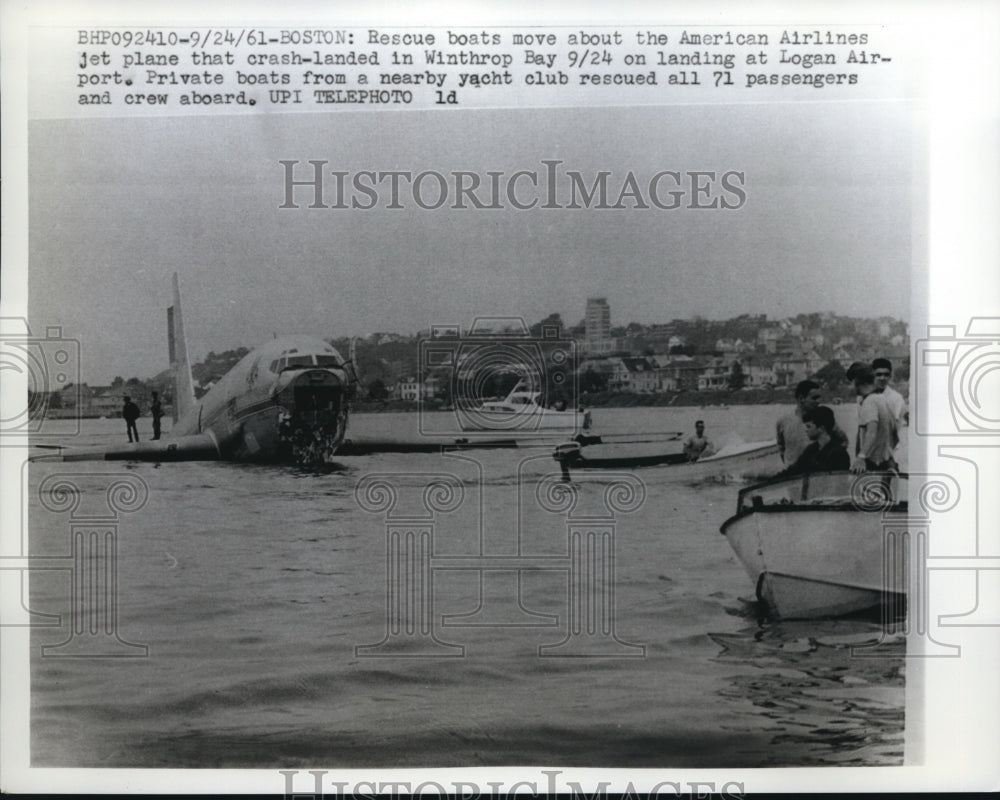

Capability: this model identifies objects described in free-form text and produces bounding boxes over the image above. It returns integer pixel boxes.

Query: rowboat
[720,471,908,619]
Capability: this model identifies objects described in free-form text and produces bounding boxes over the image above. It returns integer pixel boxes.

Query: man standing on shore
[150,391,163,440]
[122,396,140,443]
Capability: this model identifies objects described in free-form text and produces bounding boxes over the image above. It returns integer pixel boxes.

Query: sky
[28,102,915,384]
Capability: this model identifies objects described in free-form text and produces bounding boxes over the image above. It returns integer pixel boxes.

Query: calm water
[28,404,906,768]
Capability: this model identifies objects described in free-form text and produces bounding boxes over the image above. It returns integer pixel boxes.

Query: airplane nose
[276,369,350,465]
[277,369,345,408]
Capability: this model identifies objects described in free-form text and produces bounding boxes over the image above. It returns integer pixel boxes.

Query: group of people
[776,357,905,478]
[680,357,906,478]
[122,392,164,442]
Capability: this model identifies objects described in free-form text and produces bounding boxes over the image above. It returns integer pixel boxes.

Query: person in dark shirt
[150,391,163,440]
[776,405,850,478]
[122,396,140,443]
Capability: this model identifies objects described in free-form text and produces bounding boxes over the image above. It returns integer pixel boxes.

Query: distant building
[370,332,404,346]
[58,383,121,417]
[395,376,442,401]
[652,355,704,392]
[757,327,784,353]
[615,357,658,393]
[744,361,776,388]
[698,357,732,391]
[773,346,826,386]
[832,346,855,369]
[584,297,614,355]
[396,377,423,402]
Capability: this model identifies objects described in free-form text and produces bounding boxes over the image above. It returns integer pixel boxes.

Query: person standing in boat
[776,379,849,465]
[682,420,716,462]
[849,364,898,474]
[872,358,907,429]
[775,405,850,477]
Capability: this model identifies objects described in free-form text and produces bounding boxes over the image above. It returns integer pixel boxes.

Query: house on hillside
[651,355,705,392]
[396,377,423,402]
[773,346,826,386]
[619,357,658,393]
[698,357,732,391]
[757,326,784,353]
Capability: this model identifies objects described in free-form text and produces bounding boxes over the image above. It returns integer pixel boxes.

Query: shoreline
[39,382,907,419]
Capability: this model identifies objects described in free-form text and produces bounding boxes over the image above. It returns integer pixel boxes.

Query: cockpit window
[269,351,341,373]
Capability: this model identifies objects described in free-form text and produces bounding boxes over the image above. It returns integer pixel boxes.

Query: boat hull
[460,408,579,432]
[757,572,904,620]
[721,478,907,619]
[557,439,780,480]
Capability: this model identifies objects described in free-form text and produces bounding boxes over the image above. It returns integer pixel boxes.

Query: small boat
[553,438,780,480]
[720,471,908,619]
[461,382,583,432]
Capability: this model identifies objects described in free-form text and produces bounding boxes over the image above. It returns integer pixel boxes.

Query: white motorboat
[720,471,908,619]
[461,384,584,432]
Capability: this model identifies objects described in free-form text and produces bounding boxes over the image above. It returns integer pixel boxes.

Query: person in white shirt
[849,365,898,473]
[872,357,907,428]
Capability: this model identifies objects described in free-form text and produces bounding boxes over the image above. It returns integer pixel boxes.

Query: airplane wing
[336,431,686,455]
[30,433,220,462]
[336,436,521,455]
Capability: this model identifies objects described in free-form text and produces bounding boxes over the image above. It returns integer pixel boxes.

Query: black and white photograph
[2,1,998,795]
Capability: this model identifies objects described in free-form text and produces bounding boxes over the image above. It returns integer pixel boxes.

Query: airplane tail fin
[167,273,196,423]
[344,336,361,400]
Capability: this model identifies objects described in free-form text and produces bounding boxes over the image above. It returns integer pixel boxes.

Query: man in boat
[776,380,849,465]
[872,357,907,429]
[775,405,851,477]
[849,364,898,474]
[682,420,716,462]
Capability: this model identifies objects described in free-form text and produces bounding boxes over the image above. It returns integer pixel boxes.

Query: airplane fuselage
[175,335,354,465]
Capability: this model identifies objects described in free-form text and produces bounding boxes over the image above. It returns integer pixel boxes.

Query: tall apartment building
[584,297,614,354]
